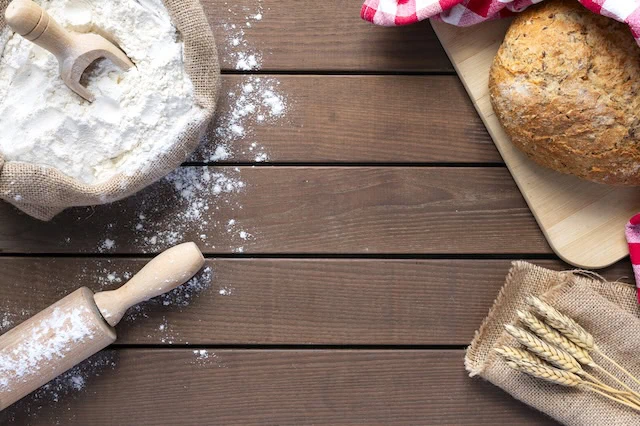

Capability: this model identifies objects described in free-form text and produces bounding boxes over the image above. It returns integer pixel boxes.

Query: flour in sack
[0,0,204,184]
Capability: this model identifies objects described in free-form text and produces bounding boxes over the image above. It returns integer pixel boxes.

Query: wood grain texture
[0,258,632,345]
[0,167,549,254]
[192,75,498,163]
[432,20,640,268]
[203,0,452,72]
[0,349,557,425]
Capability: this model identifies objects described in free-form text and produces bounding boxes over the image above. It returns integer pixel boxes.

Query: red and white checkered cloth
[361,0,640,43]
[626,215,640,302]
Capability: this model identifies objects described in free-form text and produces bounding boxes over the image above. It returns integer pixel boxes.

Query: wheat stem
[582,372,630,396]
[591,364,640,402]
[582,372,640,405]
[586,381,632,398]
[584,385,640,413]
[595,347,640,389]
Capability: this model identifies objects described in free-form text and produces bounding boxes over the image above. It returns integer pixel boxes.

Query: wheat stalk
[499,325,638,400]
[516,310,594,366]
[494,346,547,367]
[584,387,640,413]
[527,297,640,397]
[596,352,640,391]
[526,296,594,350]
[505,324,582,373]
[503,360,582,387]
[500,348,640,411]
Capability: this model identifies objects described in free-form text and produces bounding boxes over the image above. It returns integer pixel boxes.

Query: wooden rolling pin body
[0,242,205,410]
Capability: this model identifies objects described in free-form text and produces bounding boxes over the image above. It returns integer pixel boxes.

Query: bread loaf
[489,0,640,185]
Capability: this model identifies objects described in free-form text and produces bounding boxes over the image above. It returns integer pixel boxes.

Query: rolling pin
[0,242,205,410]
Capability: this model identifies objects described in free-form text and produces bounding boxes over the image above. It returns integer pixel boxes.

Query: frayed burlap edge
[0,0,220,221]
[464,261,636,377]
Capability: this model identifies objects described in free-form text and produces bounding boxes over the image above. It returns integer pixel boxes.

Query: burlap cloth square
[466,261,640,425]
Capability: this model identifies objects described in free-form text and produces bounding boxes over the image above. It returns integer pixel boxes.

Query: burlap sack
[0,0,220,221]
[466,262,640,425]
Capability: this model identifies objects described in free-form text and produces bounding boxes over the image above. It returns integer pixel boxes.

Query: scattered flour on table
[194,349,210,360]
[0,312,13,330]
[222,1,266,70]
[128,168,248,253]
[92,166,249,253]
[0,0,204,184]
[192,349,224,367]
[98,238,116,253]
[0,307,32,333]
[2,352,117,424]
[218,287,234,296]
[203,76,287,163]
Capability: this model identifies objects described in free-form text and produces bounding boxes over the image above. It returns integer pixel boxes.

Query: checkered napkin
[625,215,640,302]
[361,0,640,45]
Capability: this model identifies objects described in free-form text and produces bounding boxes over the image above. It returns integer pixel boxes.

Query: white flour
[1,351,116,423]
[196,76,286,163]
[222,1,265,71]
[0,0,204,184]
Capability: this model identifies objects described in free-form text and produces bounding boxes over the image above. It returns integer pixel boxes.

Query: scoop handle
[5,0,75,60]
[93,243,205,327]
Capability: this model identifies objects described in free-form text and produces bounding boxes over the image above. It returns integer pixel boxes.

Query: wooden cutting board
[432,19,640,269]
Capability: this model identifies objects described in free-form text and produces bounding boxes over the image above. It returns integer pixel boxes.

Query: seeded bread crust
[489,0,640,185]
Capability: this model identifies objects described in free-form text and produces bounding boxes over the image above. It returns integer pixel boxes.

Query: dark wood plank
[204,0,452,72]
[0,167,549,254]
[0,349,557,425]
[0,259,631,344]
[193,76,498,163]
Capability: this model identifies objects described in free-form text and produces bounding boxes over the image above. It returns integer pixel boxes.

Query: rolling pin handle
[93,242,205,327]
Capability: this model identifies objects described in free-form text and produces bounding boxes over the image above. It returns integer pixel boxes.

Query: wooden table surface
[0,1,633,424]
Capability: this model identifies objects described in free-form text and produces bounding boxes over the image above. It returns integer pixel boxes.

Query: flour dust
[192,349,225,368]
[198,76,288,163]
[0,352,117,424]
[221,0,266,71]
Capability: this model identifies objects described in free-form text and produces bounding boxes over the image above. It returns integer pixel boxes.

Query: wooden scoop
[0,242,205,410]
[4,0,134,102]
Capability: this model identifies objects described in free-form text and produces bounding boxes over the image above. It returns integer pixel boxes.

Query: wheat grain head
[505,324,583,373]
[494,346,547,367]
[527,296,594,351]
[517,310,594,366]
[504,360,582,387]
